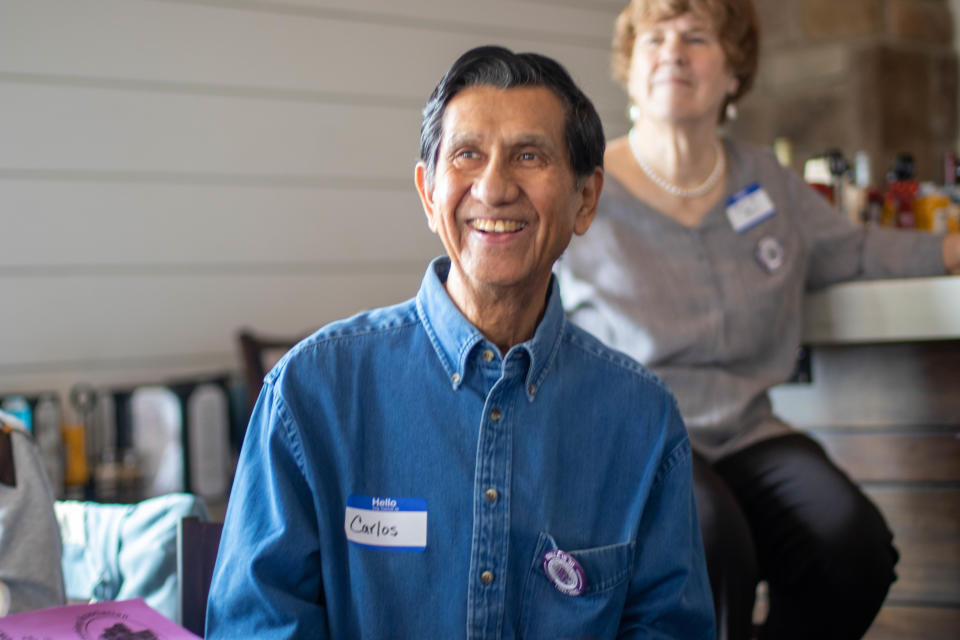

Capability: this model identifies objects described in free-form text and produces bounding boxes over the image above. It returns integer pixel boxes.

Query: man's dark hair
[419,45,605,187]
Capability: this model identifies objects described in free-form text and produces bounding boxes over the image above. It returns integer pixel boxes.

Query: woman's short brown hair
[612,0,759,110]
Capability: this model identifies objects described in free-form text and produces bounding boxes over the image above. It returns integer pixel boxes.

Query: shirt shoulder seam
[653,437,691,488]
[268,380,309,476]
[265,307,421,384]
[563,324,673,395]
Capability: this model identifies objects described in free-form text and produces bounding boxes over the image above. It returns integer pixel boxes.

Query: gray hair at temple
[419,45,605,189]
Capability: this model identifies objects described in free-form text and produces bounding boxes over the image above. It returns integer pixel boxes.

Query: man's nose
[472,156,520,205]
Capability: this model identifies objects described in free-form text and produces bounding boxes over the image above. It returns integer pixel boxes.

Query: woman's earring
[725,101,738,121]
[628,104,641,122]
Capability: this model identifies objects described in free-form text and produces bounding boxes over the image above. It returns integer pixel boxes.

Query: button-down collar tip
[450,372,461,386]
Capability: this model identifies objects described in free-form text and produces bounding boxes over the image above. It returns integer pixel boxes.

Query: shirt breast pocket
[519,532,635,640]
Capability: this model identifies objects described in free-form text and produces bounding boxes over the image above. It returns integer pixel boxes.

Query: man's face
[415,85,601,303]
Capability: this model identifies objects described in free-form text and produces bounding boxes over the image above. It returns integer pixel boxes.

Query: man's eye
[519,152,538,162]
[457,150,478,160]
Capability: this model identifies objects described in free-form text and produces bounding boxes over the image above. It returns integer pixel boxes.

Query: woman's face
[627,12,738,127]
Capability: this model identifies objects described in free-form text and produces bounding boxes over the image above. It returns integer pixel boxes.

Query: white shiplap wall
[0,0,628,403]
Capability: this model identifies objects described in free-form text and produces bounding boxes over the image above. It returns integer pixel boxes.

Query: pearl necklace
[628,128,725,199]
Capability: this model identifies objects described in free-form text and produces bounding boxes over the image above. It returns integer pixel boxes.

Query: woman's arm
[943,234,960,274]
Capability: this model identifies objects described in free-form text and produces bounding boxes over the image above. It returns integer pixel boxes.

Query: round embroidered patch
[755,235,785,272]
[542,549,586,597]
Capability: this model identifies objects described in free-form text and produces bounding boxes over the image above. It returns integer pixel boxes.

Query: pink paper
[0,598,201,639]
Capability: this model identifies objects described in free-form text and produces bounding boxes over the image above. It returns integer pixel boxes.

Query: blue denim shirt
[206,257,713,639]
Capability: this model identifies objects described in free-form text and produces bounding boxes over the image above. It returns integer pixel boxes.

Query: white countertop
[802,276,960,344]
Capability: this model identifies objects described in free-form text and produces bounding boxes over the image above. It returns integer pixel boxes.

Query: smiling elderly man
[205,45,713,639]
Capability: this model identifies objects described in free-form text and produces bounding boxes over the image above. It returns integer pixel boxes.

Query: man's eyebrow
[444,132,482,149]
[511,133,553,149]
[442,131,556,152]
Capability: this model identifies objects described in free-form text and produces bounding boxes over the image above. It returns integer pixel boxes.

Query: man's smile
[468,218,528,233]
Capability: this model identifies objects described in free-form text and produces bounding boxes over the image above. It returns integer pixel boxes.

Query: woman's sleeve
[781,167,946,289]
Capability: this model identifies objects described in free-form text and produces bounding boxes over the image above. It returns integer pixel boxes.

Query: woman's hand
[944,233,960,274]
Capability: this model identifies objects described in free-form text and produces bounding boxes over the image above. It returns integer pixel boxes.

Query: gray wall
[0,0,628,407]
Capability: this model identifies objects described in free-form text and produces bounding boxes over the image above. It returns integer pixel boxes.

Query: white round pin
[542,549,586,597]
[756,236,785,272]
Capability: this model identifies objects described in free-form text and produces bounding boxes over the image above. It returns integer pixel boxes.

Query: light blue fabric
[57,492,208,621]
[207,257,714,639]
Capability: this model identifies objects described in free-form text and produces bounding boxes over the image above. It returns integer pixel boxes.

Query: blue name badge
[726,183,775,232]
[345,495,427,552]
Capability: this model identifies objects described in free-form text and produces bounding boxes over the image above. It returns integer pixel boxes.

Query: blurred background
[0,0,627,400]
[2,0,959,404]
[2,1,959,635]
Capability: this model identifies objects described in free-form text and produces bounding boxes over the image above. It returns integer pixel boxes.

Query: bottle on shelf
[914,182,952,232]
[803,153,835,204]
[805,149,865,222]
[942,151,960,233]
[33,393,65,499]
[882,152,919,228]
[773,137,793,169]
[826,149,849,211]
[944,152,959,187]
[63,383,96,499]
[853,151,883,226]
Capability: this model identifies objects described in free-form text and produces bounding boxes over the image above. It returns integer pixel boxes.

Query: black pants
[693,433,899,640]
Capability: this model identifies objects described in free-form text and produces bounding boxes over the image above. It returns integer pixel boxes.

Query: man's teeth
[471,219,526,233]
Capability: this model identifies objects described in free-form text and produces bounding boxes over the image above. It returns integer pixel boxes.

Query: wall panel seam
[0,261,429,277]
[0,169,411,189]
[0,353,235,374]
[0,71,424,108]
[149,0,611,48]
[512,0,624,12]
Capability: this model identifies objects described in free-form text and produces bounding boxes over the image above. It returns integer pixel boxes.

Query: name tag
[726,183,775,232]
[345,495,427,552]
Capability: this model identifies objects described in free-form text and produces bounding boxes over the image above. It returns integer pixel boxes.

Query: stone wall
[729,0,958,183]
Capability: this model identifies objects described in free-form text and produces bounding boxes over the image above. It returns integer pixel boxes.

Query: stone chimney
[729,0,958,184]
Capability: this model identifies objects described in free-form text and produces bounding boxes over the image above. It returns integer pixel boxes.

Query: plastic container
[1,396,32,433]
[33,394,65,499]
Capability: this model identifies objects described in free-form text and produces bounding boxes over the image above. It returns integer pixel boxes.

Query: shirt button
[480,571,494,585]
[482,349,495,362]
[490,409,502,421]
[528,384,536,395]
[451,373,460,383]
[485,488,499,502]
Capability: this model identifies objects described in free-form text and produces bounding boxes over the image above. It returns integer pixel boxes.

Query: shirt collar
[416,256,566,400]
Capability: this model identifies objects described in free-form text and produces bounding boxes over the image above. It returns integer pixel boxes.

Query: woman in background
[558,1,960,639]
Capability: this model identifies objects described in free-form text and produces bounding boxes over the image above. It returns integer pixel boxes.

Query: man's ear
[574,168,603,236]
[415,162,439,234]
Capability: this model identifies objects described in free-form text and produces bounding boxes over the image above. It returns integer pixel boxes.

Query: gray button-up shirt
[558,139,946,460]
